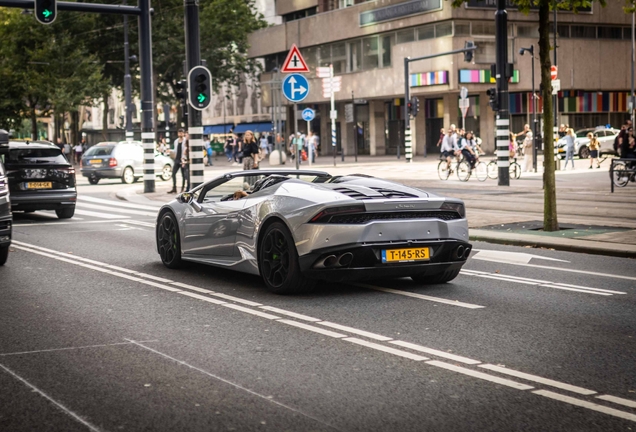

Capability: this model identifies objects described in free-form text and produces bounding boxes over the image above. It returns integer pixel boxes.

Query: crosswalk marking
[74,209,130,219]
[78,195,161,211]
[76,202,157,217]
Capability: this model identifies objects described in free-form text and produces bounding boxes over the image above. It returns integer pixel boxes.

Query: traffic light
[463,41,475,63]
[187,65,212,111]
[410,96,420,117]
[175,80,187,102]
[486,88,499,112]
[35,0,56,24]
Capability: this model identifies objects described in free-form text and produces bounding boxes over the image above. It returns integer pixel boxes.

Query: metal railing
[610,158,636,192]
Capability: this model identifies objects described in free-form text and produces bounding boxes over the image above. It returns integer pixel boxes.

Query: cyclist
[440,129,457,172]
[458,131,477,169]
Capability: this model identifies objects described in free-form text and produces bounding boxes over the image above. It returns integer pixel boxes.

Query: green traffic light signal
[42,9,52,17]
[188,66,211,110]
[197,94,206,103]
[35,0,56,24]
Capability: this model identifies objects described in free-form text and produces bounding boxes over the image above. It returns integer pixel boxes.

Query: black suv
[0,129,11,266]
[5,140,77,218]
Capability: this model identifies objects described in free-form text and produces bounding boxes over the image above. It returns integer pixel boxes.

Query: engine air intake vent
[328,211,462,224]
[369,187,418,199]
[333,187,369,200]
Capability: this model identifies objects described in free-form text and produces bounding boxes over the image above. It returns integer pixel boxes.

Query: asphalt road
[1,178,635,431]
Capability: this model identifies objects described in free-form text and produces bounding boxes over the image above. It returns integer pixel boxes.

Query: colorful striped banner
[459,69,520,84]
[559,91,629,113]
[410,70,449,87]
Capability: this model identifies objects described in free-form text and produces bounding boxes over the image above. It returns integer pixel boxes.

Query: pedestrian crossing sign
[281,44,310,73]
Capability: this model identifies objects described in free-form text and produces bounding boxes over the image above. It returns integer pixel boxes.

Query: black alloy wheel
[55,207,75,219]
[259,222,315,294]
[157,212,182,268]
[0,245,8,266]
[88,174,100,185]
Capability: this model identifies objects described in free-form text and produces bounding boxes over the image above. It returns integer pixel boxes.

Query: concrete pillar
[369,100,385,156]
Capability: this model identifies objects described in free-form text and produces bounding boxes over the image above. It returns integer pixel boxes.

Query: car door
[182,175,256,257]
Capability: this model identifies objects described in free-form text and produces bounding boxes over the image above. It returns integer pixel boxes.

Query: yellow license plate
[27,182,52,189]
[382,247,430,263]
[90,159,102,164]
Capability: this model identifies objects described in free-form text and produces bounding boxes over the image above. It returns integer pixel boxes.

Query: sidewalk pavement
[117,153,636,258]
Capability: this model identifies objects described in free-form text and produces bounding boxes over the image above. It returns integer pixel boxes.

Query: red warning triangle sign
[281,44,309,73]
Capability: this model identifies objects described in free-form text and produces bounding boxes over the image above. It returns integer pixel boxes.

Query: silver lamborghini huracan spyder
[156,169,471,294]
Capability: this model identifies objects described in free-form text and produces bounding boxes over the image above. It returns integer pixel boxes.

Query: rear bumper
[10,190,77,211]
[81,167,123,178]
[0,212,12,246]
[300,239,471,282]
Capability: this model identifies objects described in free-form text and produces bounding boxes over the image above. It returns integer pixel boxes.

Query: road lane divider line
[0,340,158,357]
[426,361,534,391]
[13,219,120,227]
[124,339,343,432]
[77,202,157,217]
[390,341,481,365]
[353,283,486,309]
[496,262,636,282]
[478,364,596,395]
[480,273,626,294]
[549,283,626,295]
[279,320,348,338]
[208,292,262,307]
[318,322,393,341]
[74,209,130,219]
[533,390,636,423]
[169,281,214,294]
[79,195,161,211]
[596,395,636,409]
[259,306,321,322]
[19,240,636,422]
[0,363,103,432]
[344,338,429,361]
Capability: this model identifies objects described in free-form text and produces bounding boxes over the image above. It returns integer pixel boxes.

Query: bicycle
[438,153,487,182]
[612,161,636,187]
[487,157,521,180]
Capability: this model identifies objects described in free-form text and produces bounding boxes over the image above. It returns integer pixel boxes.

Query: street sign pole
[307,119,311,166]
[330,65,337,167]
[294,103,299,170]
[138,0,156,193]
[496,0,510,187]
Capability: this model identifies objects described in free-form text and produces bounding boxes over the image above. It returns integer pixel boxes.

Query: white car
[557,127,619,159]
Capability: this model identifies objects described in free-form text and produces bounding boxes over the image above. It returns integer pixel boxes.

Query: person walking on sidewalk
[563,128,576,170]
[587,132,601,169]
[168,129,187,193]
[517,124,534,172]
[241,131,259,171]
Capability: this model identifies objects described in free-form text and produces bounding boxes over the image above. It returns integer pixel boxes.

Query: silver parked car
[80,141,173,184]
[156,170,471,294]
[557,127,619,159]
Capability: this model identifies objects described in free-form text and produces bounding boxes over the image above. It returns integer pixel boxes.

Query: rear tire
[411,268,461,284]
[457,161,471,182]
[259,221,315,294]
[612,162,629,188]
[487,160,498,179]
[55,207,75,219]
[161,164,173,181]
[437,160,450,180]
[509,162,521,179]
[157,211,182,269]
[0,245,8,266]
[121,166,135,184]
[475,161,488,182]
[88,174,100,185]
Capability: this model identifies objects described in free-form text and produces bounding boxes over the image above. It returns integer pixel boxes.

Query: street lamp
[519,45,538,172]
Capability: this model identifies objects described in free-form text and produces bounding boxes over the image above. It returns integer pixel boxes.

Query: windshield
[576,130,592,138]
[84,146,115,157]
[8,148,67,164]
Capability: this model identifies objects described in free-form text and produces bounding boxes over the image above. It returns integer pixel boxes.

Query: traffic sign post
[550,65,558,80]
[302,108,315,166]
[318,65,340,167]
[282,74,309,103]
[551,79,560,95]
[459,95,470,130]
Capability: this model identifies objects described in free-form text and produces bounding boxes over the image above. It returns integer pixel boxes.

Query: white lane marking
[132,273,173,283]
[596,395,636,409]
[0,340,158,357]
[13,219,128,227]
[486,262,636,282]
[479,364,596,395]
[426,360,534,391]
[222,303,280,320]
[124,339,342,431]
[136,279,181,292]
[78,195,161,211]
[472,272,627,294]
[318,321,392,341]
[74,209,130,219]
[259,306,321,322]
[179,291,227,305]
[77,202,157,218]
[279,320,347,338]
[121,219,156,228]
[354,283,485,309]
[170,281,213,294]
[471,249,569,264]
[533,390,636,423]
[344,338,428,361]
[390,341,481,365]
[208,292,262,307]
[0,363,102,432]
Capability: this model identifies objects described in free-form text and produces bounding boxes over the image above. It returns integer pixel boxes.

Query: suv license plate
[90,159,102,164]
[27,182,52,189]
[382,247,430,263]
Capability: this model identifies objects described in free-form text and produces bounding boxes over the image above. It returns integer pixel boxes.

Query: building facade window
[362,36,379,70]
[517,24,538,38]
[396,28,415,44]
[282,7,316,23]
[570,25,596,39]
[339,0,353,8]
[454,22,470,36]
[472,22,496,36]
[598,26,622,39]
[417,24,435,40]
[381,34,393,68]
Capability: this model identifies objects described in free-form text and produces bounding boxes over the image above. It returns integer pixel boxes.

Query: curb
[470,229,636,259]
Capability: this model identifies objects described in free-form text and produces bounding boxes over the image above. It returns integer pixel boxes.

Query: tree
[450,0,616,232]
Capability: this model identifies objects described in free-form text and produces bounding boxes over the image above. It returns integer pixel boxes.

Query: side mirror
[176,192,193,204]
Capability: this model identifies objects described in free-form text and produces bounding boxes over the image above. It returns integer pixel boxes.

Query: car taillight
[0,177,7,196]
[109,158,117,167]
[440,201,465,218]
[309,204,365,223]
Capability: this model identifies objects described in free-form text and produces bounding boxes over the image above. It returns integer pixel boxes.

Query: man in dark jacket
[168,129,186,193]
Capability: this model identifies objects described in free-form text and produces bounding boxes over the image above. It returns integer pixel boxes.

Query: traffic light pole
[184,0,204,189]
[0,0,157,193]
[495,0,510,187]
[403,45,476,162]
[123,0,133,142]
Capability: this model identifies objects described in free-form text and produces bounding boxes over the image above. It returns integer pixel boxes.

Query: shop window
[332,43,346,74]
[570,25,596,39]
[598,27,622,39]
[454,22,470,36]
[362,36,379,70]
[517,24,538,38]
[348,40,362,72]
[436,22,453,38]
[381,34,393,68]
[396,29,415,44]
[472,22,496,36]
[417,25,435,40]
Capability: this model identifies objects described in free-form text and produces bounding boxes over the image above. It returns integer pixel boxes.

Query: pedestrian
[587,132,601,169]
[56,137,64,152]
[225,131,234,162]
[204,135,213,166]
[436,128,445,148]
[509,132,517,160]
[241,130,259,170]
[310,130,319,163]
[179,139,191,192]
[623,126,636,160]
[259,132,269,157]
[267,132,274,154]
[558,124,567,138]
[563,128,576,170]
[74,138,85,165]
[168,128,187,194]
[517,124,534,172]
[234,134,243,166]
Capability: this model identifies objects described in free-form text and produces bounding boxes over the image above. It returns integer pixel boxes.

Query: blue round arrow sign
[301,108,315,122]
[282,74,310,103]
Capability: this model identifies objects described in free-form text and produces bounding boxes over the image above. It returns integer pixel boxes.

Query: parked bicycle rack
[610,158,636,192]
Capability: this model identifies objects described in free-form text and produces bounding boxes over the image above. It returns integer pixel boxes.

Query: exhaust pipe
[313,255,338,269]
[463,247,472,259]
[336,252,353,267]
[455,245,465,259]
